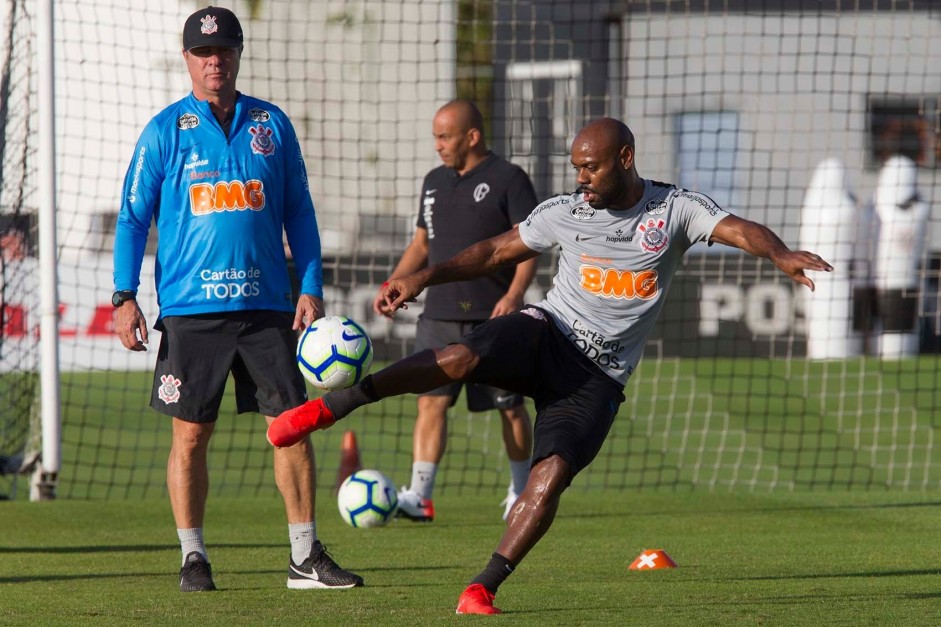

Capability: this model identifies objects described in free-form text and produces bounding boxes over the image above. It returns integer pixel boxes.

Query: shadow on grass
[725,567,941,581]
[655,591,941,609]
[0,543,282,554]
[0,563,458,585]
[561,500,941,521]
[502,588,941,615]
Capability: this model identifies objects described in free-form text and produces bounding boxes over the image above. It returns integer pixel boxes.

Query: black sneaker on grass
[287,541,364,589]
[179,551,216,592]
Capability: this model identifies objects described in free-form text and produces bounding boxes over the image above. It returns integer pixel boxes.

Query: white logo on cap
[200,15,218,35]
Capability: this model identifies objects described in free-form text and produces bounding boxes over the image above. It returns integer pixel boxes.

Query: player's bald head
[571,118,641,209]
[572,118,635,161]
[435,99,485,136]
[433,100,488,172]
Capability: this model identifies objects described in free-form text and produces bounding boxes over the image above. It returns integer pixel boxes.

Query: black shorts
[415,316,524,412]
[151,311,307,423]
[457,307,625,479]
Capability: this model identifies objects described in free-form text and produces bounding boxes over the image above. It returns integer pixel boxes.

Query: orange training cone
[628,549,677,570]
[334,430,363,494]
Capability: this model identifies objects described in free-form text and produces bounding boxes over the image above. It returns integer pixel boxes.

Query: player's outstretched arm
[710,214,833,292]
[381,227,538,314]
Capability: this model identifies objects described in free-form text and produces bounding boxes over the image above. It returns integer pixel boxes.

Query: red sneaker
[395,489,435,522]
[267,399,336,447]
[455,583,502,615]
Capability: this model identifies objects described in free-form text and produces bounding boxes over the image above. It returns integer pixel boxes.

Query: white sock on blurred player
[509,459,530,497]
[409,461,437,499]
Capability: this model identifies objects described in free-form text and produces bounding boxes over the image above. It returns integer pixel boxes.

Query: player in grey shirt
[520,180,727,385]
[267,117,834,614]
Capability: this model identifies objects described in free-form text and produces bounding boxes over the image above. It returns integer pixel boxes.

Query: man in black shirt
[372,100,538,522]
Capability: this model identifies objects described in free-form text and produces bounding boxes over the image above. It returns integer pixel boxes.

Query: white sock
[509,458,530,495]
[409,461,437,500]
[289,521,316,564]
[178,528,207,566]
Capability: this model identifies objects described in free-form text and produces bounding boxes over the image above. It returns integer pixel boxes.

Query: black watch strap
[112,290,137,307]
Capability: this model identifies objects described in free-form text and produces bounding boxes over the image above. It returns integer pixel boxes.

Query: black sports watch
[112,290,137,307]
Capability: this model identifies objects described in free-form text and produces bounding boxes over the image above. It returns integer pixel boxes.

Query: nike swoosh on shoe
[290,564,319,580]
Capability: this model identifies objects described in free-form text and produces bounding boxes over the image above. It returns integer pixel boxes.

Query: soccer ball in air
[337,469,398,528]
[296,315,373,390]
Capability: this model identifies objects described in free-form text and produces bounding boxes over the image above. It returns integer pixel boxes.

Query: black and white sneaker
[179,551,216,592]
[287,541,364,589]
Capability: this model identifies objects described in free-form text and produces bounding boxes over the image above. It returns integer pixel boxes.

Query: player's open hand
[491,292,523,318]
[772,250,833,292]
[380,275,423,314]
[294,294,324,330]
[114,300,149,351]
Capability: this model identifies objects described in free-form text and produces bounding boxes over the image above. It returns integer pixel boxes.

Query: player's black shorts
[151,311,307,423]
[457,307,625,480]
[415,316,524,412]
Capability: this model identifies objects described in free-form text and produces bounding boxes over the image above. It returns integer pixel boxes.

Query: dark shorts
[457,307,626,479]
[151,311,307,423]
[415,316,524,412]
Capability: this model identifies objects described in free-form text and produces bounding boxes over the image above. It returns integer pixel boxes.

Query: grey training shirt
[518,179,729,385]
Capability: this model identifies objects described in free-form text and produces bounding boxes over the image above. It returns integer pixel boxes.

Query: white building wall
[623,13,941,246]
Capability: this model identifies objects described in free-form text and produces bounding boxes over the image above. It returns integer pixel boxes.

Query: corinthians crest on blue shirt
[249,124,276,156]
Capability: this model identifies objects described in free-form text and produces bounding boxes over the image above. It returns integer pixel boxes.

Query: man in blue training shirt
[112,6,362,593]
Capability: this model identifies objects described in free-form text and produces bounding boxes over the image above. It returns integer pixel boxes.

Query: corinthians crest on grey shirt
[518,179,729,386]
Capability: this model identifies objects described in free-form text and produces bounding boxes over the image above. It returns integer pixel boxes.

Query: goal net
[0,0,39,499]
[3,0,940,499]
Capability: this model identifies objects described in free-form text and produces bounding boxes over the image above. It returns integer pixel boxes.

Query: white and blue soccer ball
[296,315,373,390]
[337,469,398,528]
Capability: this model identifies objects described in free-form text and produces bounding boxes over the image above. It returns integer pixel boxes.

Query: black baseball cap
[182,6,243,51]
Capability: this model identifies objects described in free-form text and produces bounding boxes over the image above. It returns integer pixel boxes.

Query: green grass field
[3,491,941,625]
[15,356,935,501]
[3,357,941,623]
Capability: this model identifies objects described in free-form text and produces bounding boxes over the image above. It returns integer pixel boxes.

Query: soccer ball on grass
[296,315,373,390]
[337,469,398,528]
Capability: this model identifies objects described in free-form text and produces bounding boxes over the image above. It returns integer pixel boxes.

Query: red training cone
[334,430,363,494]
[628,549,677,570]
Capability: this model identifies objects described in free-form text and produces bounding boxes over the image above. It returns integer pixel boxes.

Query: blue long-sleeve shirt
[113,92,323,319]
